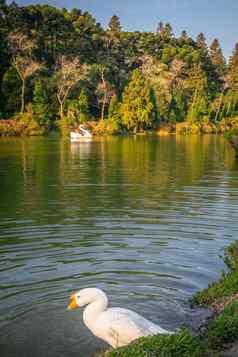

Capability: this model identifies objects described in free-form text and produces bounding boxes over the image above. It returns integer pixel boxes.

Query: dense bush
[0,114,47,137]
[206,300,238,348]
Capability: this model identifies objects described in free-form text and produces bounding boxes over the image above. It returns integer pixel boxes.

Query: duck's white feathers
[92,307,170,348]
[70,288,173,348]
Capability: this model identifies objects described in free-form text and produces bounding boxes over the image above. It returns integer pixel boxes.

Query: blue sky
[10,0,238,58]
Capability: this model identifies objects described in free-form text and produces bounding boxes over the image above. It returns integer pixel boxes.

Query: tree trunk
[215,92,224,122]
[101,92,107,121]
[190,87,198,121]
[100,69,107,121]
[57,92,64,120]
[226,101,232,117]
[21,79,25,114]
[60,101,64,120]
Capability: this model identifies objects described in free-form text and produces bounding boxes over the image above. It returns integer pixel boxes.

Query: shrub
[193,271,238,306]
[0,112,47,137]
[219,117,238,133]
[0,119,23,136]
[224,241,238,271]
[88,120,120,135]
[176,123,201,135]
[193,240,238,305]
[99,331,207,357]
[207,300,238,348]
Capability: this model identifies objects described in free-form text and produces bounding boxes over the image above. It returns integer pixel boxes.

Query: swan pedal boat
[70,126,92,143]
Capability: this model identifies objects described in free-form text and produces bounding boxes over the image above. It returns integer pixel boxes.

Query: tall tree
[108,94,120,122]
[55,56,89,120]
[180,30,188,42]
[120,69,156,132]
[33,79,50,125]
[95,65,114,121]
[185,63,208,122]
[210,39,226,76]
[225,43,238,117]
[158,22,173,41]
[227,43,238,91]
[108,15,121,34]
[196,32,207,50]
[8,32,42,113]
[156,21,164,35]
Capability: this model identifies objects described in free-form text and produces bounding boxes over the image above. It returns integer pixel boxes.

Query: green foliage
[32,79,51,126]
[206,300,238,348]
[0,1,237,135]
[108,15,121,34]
[193,240,238,305]
[1,67,21,117]
[65,89,89,125]
[193,271,238,305]
[210,39,226,76]
[120,69,156,132]
[108,95,120,121]
[224,241,238,270]
[0,113,46,136]
[100,330,206,357]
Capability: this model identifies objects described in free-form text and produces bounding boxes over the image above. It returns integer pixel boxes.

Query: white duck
[67,288,173,348]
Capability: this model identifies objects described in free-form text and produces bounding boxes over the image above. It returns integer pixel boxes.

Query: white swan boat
[70,126,92,143]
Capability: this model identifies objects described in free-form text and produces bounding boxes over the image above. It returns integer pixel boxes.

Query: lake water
[0,134,238,357]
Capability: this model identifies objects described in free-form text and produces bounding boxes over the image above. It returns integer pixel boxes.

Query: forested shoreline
[0,1,238,136]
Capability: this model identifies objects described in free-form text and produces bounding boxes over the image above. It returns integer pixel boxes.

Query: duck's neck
[83,293,108,329]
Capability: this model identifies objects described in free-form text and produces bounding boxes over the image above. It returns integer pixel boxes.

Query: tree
[8,32,42,113]
[157,22,173,41]
[210,39,226,76]
[106,15,122,50]
[225,43,238,117]
[1,67,21,116]
[66,89,89,125]
[196,32,207,50]
[185,64,208,122]
[120,69,156,132]
[95,65,114,121]
[55,56,89,120]
[108,94,120,122]
[141,55,184,123]
[78,88,89,123]
[33,79,50,126]
[156,21,164,35]
[227,43,238,92]
[108,15,121,34]
[180,30,188,42]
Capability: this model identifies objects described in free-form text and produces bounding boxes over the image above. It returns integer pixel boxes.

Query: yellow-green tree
[120,69,156,132]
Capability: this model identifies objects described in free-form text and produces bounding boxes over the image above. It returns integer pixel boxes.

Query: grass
[100,330,208,357]
[192,270,238,305]
[206,300,238,349]
[193,241,238,305]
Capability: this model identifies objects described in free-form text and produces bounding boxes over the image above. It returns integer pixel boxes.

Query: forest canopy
[0,0,238,135]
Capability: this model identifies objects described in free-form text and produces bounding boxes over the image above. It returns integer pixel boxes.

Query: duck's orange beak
[67,293,78,310]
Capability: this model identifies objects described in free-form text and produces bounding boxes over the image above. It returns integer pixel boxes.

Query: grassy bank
[99,241,238,356]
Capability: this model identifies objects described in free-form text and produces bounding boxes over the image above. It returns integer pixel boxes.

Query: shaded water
[0,135,238,357]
